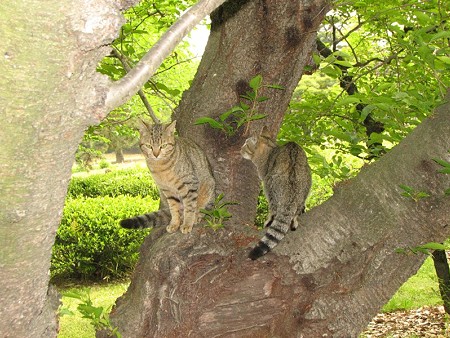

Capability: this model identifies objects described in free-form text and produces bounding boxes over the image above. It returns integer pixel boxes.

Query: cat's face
[241,126,275,161]
[140,121,176,160]
[240,135,258,160]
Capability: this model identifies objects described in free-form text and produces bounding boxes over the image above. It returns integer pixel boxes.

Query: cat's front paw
[180,223,193,234]
[166,222,180,233]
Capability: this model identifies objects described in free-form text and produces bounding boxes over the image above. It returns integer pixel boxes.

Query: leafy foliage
[80,0,200,162]
[280,0,450,179]
[61,288,121,338]
[195,75,284,136]
[399,184,430,202]
[201,193,237,230]
[68,168,159,199]
[51,195,156,281]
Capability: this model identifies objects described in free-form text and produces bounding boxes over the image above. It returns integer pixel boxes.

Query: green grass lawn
[383,257,442,312]
[58,282,129,338]
[57,257,442,337]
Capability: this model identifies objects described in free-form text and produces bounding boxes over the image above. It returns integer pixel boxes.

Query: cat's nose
[153,147,161,158]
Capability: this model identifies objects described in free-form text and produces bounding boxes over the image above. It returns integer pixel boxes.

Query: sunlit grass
[57,282,129,338]
[383,257,442,312]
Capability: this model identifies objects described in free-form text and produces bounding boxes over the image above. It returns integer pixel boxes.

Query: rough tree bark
[175,0,328,223]
[102,1,449,337]
[0,0,238,336]
[0,1,123,336]
[106,99,449,338]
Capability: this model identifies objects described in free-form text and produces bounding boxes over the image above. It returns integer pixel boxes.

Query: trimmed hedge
[51,196,157,281]
[68,168,159,200]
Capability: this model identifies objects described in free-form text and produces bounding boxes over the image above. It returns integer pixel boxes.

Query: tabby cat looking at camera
[241,126,312,260]
[120,120,215,234]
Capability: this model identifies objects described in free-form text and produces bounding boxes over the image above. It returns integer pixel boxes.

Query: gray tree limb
[105,0,227,112]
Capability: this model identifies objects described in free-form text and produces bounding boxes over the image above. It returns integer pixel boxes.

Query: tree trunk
[432,249,450,314]
[175,0,329,224]
[105,94,449,338]
[115,147,125,164]
[102,1,449,337]
[0,1,127,336]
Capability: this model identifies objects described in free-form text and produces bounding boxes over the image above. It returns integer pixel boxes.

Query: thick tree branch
[105,0,227,112]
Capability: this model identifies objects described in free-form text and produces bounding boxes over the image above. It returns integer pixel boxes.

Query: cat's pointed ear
[165,120,177,135]
[260,126,271,138]
[138,119,151,133]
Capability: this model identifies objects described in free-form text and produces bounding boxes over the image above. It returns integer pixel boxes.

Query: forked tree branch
[105,0,227,112]
[111,48,161,124]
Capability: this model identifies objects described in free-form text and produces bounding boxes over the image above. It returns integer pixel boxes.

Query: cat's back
[267,142,309,175]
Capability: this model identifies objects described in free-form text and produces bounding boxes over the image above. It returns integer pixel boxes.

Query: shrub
[68,168,159,200]
[51,195,158,282]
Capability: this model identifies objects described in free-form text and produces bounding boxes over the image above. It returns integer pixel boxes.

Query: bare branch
[111,48,161,124]
[105,0,227,112]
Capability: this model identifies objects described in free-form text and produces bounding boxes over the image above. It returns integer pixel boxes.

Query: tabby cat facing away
[120,121,215,234]
[241,126,312,260]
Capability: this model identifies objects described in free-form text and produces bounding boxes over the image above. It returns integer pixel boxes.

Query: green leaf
[436,56,450,65]
[257,96,269,102]
[334,60,353,68]
[430,31,450,42]
[336,96,361,107]
[59,308,75,316]
[62,291,83,300]
[418,242,447,251]
[321,65,342,78]
[249,114,267,121]
[239,102,250,110]
[266,84,285,90]
[433,158,450,168]
[249,74,263,90]
[219,109,234,122]
[399,184,414,193]
[312,53,321,65]
[194,117,223,130]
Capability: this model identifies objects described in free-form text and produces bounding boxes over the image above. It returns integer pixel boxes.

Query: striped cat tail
[120,209,170,229]
[248,218,290,260]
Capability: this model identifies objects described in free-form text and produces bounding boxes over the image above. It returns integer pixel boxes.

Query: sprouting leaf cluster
[194,75,284,136]
[200,193,237,231]
[61,288,122,338]
[433,152,450,195]
[399,184,430,202]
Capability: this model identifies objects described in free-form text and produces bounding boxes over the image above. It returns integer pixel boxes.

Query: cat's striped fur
[241,126,311,260]
[120,121,215,234]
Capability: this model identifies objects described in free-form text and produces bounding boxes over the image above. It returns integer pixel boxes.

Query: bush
[51,195,158,282]
[68,168,159,200]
